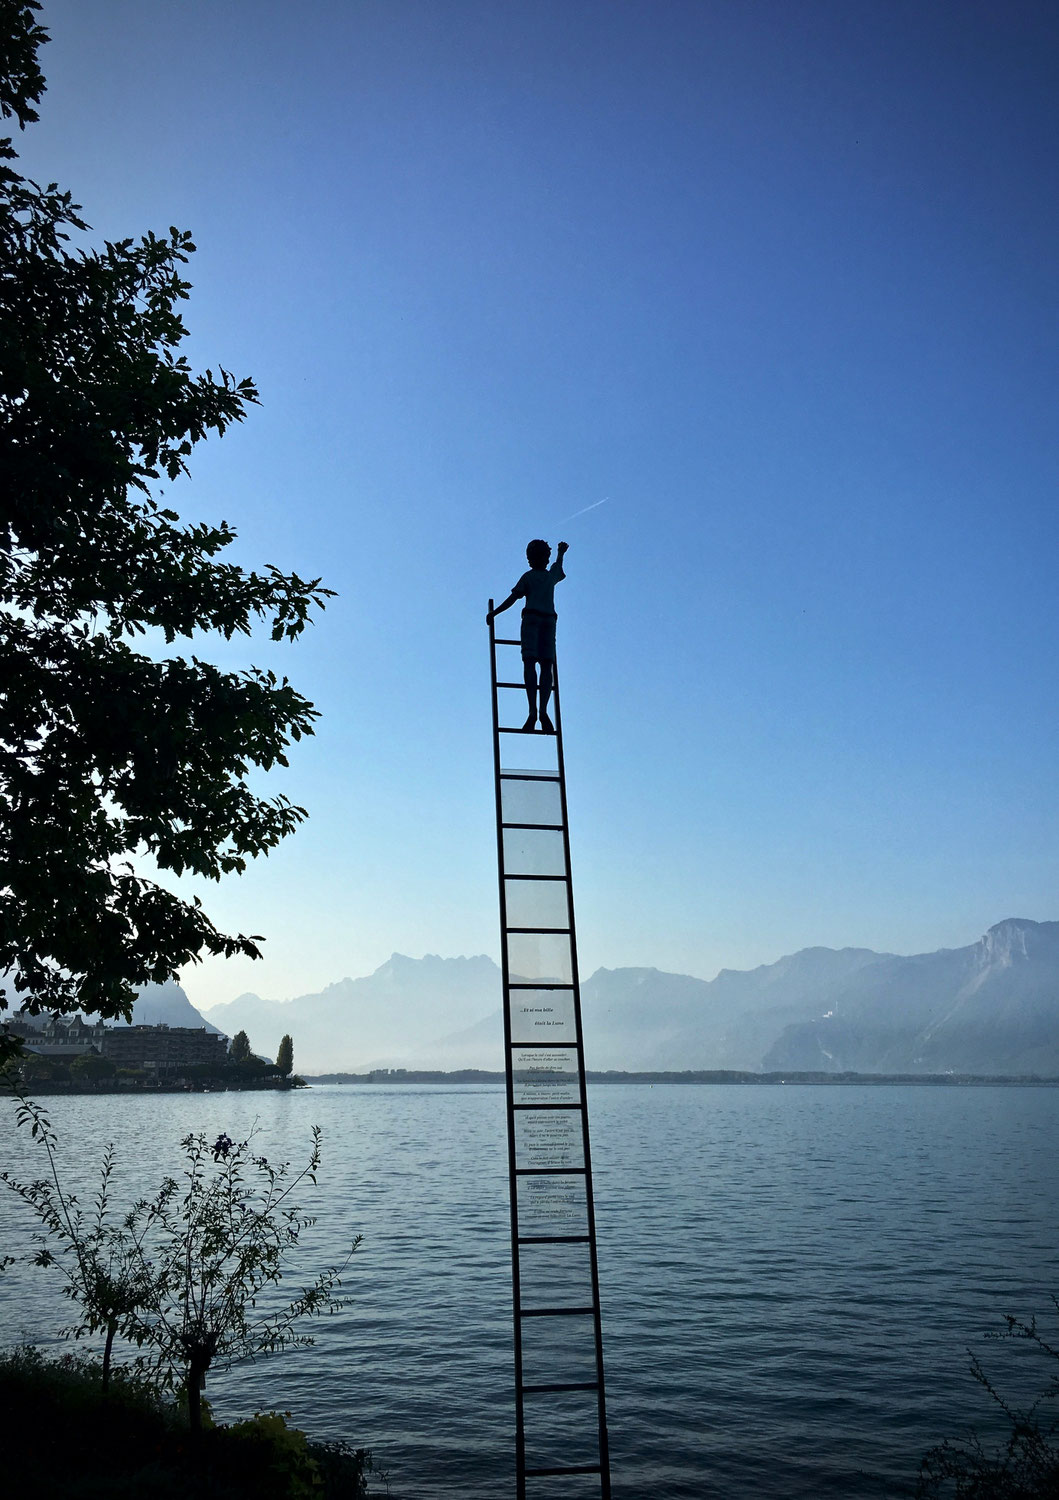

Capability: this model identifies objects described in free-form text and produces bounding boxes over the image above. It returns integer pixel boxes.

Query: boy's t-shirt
[512,561,565,615]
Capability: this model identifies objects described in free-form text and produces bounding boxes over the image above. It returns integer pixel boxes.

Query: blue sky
[22,0,1059,1008]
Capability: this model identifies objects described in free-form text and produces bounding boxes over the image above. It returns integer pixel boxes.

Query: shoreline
[2,1076,304,1096]
[302,1067,1059,1087]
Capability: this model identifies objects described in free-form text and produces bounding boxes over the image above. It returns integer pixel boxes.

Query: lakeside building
[100,1025,228,1071]
[3,1016,228,1071]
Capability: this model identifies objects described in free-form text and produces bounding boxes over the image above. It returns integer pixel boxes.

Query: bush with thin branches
[2,1094,359,1431]
[919,1301,1059,1498]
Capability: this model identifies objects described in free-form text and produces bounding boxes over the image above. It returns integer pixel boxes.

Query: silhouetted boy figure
[488,539,568,732]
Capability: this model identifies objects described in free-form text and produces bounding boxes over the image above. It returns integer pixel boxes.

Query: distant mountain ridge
[11,979,223,1037]
[203,954,499,1072]
[199,919,1059,1077]
[124,980,224,1035]
[760,917,1059,1075]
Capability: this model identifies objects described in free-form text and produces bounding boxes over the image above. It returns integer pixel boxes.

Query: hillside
[199,919,1059,1076]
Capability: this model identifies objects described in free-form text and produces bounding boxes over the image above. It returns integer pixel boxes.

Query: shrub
[2,1096,360,1430]
[919,1300,1059,1498]
[0,1347,372,1498]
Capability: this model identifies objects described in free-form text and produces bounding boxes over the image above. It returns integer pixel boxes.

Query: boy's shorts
[521,609,557,662]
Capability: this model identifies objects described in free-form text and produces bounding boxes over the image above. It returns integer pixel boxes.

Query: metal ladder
[488,602,612,1500]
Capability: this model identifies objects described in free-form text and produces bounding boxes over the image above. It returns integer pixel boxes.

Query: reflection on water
[1,1083,1057,1498]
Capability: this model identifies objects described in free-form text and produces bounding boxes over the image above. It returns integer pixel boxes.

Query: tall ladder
[488,602,612,1500]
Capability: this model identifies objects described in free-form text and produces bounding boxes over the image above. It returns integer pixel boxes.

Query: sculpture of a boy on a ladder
[487,538,569,733]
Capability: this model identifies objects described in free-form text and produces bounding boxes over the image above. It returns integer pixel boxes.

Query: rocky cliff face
[761,919,1059,1074]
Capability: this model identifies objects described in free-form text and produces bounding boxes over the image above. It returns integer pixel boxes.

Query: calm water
[2,1083,1057,1497]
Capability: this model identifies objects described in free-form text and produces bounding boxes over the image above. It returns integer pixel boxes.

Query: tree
[0,3,332,1061]
[229,1029,251,1064]
[69,1052,117,1082]
[2,1097,359,1431]
[276,1034,294,1076]
[123,1127,358,1432]
[17,1050,69,1083]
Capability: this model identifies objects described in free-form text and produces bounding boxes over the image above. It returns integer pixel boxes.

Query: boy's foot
[522,714,537,731]
[539,711,555,734]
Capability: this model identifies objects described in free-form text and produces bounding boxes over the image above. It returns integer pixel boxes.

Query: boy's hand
[557,541,569,554]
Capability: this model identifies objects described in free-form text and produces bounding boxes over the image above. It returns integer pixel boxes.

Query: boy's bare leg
[522,661,537,731]
[538,661,554,733]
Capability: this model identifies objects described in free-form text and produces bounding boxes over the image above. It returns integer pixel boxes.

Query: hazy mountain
[761,918,1059,1075]
[584,921,1059,1074]
[202,954,501,1072]
[579,945,887,1071]
[123,980,223,1034]
[199,919,1059,1076]
[10,979,221,1036]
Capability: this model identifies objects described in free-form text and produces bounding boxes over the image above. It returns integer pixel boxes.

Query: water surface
[2,1083,1056,1497]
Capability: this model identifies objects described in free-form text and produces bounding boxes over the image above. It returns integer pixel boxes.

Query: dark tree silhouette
[0,3,332,1060]
[229,1031,252,1065]
[276,1034,294,1076]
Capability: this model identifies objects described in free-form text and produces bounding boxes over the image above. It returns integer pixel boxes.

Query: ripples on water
[1,1083,1057,1498]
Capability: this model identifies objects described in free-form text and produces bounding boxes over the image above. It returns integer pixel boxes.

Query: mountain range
[12,980,223,1036]
[196,918,1059,1077]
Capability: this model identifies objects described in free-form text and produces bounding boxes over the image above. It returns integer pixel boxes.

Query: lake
[1,1083,1057,1497]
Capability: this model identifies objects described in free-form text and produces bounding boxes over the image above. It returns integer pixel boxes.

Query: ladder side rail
[552,666,613,1499]
[488,599,527,1497]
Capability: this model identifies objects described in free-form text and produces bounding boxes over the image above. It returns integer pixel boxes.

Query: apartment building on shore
[3,1015,229,1071]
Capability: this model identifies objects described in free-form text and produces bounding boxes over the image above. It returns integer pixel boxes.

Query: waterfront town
[0,1016,296,1091]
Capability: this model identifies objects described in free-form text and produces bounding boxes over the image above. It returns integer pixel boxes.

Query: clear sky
[21,0,1059,1009]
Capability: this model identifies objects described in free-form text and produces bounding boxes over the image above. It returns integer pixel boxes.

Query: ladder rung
[500,772,561,782]
[505,925,571,935]
[512,1103,583,1112]
[502,822,565,832]
[524,1465,603,1477]
[520,1383,599,1397]
[495,637,521,645]
[502,872,568,882]
[519,1306,596,1317]
[517,1234,591,1244]
[510,1040,578,1048]
[495,680,528,688]
[508,982,574,990]
[515,1167,587,1176]
[499,726,556,735]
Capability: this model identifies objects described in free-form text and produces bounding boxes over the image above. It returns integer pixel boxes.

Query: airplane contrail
[559,496,609,524]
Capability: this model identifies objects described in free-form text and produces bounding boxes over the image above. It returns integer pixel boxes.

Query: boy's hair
[526,538,551,568]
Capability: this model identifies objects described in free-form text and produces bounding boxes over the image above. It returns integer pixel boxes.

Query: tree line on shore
[11,1027,298,1091]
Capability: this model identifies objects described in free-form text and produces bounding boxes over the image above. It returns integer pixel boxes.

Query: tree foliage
[69,1051,117,1081]
[0,3,332,1050]
[230,1029,252,1064]
[123,1125,358,1433]
[277,1033,294,1076]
